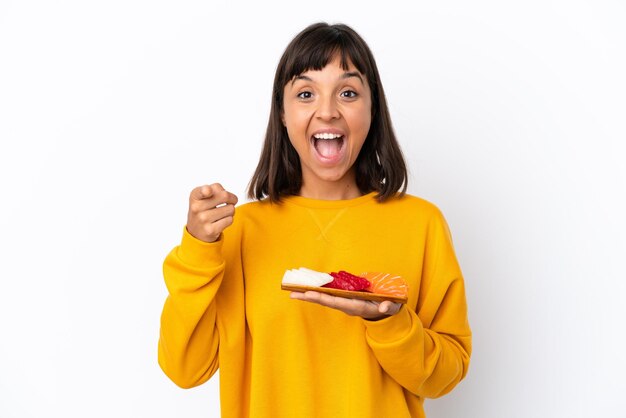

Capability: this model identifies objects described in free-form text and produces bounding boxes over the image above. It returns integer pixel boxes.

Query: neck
[298,177,363,200]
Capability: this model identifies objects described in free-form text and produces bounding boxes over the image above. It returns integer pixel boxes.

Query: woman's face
[282,55,372,197]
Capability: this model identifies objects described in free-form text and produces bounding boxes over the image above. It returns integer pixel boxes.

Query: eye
[297,91,313,100]
[340,90,358,99]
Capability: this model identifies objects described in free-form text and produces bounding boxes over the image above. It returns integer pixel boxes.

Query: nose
[315,95,340,121]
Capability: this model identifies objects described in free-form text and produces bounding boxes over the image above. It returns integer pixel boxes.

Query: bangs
[284,46,364,81]
[278,26,371,87]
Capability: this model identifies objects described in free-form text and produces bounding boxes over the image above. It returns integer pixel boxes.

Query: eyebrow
[291,71,365,86]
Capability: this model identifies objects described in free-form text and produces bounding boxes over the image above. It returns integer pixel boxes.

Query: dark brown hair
[247,22,407,202]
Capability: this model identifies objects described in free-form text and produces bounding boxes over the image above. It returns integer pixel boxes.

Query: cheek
[283,118,309,153]
[352,117,371,154]
[284,112,313,139]
[352,110,372,137]
[346,101,372,130]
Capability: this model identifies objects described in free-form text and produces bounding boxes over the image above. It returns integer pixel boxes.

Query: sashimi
[323,271,371,291]
[281,267,408,303]
[360,272,409,299]
[281,268,333,287]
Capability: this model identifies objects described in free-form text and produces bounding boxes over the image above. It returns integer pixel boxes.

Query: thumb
[378,301,401,316]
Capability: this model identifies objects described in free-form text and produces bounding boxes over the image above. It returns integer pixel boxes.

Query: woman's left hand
[289,291,401,320]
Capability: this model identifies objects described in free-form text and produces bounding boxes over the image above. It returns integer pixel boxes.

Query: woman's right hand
[186,183,239,243]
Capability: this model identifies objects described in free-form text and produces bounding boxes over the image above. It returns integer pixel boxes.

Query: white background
[1,1,625,417]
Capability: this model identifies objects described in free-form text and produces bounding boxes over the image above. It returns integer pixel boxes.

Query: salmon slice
[359,272,408,298]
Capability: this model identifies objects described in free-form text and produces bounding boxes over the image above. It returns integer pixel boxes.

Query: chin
[315,166,347,179]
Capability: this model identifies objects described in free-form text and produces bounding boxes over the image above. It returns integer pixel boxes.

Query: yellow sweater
[158,192,471,418]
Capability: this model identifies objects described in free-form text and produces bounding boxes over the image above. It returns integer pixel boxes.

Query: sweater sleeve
[363,209,472,398]
[158,227,226,389]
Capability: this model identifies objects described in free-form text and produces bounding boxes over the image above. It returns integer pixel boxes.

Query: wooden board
[281,283,408,304]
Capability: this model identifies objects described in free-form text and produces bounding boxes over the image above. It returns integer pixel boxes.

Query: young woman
[158,22,471,418]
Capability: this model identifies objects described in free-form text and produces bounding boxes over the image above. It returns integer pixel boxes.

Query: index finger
[190,183,224,201]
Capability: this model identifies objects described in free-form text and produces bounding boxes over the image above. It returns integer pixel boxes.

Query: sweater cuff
[363,306,417,344]
[177,226,224,267]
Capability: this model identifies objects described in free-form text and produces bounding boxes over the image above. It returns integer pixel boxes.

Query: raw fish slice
[281,268,333,287]
[360,272,408,298]
[323,271,370,291]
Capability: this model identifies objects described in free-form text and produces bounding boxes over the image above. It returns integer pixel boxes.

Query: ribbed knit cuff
[177,226,224,267]
[363,306,416,344]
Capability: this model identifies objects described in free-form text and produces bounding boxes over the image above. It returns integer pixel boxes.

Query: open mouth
[311,133,345,160]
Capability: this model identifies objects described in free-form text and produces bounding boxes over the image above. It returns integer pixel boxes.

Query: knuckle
[196,210,208,223]
[203,223,216,235]
[188,202,200,214]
